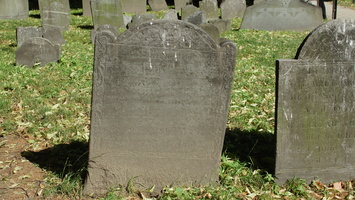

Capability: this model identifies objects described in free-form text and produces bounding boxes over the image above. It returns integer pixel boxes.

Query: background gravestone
[121,0,146,13]
[16,37,61,67]
[91,0,124,30]
[0,0,29,20]
[82,0,91,16]
[17,27,43,47]
[175,0,192,10]
[220,0,246,19]
[148,0,169,11]
[275,19,355,184]
[199,0,219,21]
[181,5,199,20]
[84,20,236,194]
[240,0,323,31]
[40,0,70,31]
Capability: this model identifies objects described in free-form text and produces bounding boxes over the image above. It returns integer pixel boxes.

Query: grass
[0,3,354,199]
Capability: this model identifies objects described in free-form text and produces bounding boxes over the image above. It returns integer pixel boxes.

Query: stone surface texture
[240,0,323,31]
[148,0,169,11]
[275,19,355,184]
[199,0,219,21]
[0,0,29,19]
[91,0,124,30]
[121,0,146,13]
[220,0,246,19]
[84,20,236,194]
[40,0,70,31]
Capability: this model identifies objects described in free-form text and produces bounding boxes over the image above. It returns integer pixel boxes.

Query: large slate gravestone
[240,0,323,31]
[275,19,355,184]
[121,0,146,13]
[0,0,29,20]
[91,0,124,30]
[39,0,71,31]
[84,20,236,194]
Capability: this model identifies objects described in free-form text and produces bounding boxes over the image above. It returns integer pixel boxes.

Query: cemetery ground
[1,6,355,200]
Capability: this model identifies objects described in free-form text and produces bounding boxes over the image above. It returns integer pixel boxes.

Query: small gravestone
[208,19,231,33]
[121,0,146,13]
[17,27,43,47]
[0,0,29,20]
[84,20,236,194]
[148,0,168,11]
[275,19,355,184]
[240,0,323,31]
[199,23,220,43]
[175,0,192,11]
[163,9,179,20]
[17,26,65,47]
[221,0,246,19]
[185,11,207,26]
[127,13,158,29]
[16,37,61,67]
[82,0,91,16]
[39,0,70,31]
[91,0,124,30]
[199,0,219,21]
[181,5,199,20]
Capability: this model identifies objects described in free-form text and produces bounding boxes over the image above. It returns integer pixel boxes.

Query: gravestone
[208,19,231,33]
[121,0,146,13]
[84,20,236,194]
[185,11,207,26]
[199,23,220,43]
[82,0,91,16]
[16,37,61,67]
[148,0,169,11]
[127,13,158,29]
[240,0,323,31]
[0,0,29,19]
[220,0,246,19]
[39,0,71,31]
[17,26,65,47]
[91,0,124,30]
[199,0,219,21]
[181,5,199,20]
[275,19,355,184]
[175,0,192,10]
[163,9,179,20]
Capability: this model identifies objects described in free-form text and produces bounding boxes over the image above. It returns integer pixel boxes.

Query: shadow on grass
[78,25,94,30]
[21,141,88,181]
[223,128,276,174]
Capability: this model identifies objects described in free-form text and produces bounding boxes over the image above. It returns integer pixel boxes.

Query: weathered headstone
[127,13,158,29]
[275,19,355,184]
[17,26,65,47]
[220,0,246,19]
[121,0,146,13]
[84,20,236,194]
[16,37,61,67]
[181,5,199,20]
[185,10,207,26]
[175,0,192,11]
[0,0,29,20]
[148,0,169,11]
[199,23,220,43]
[82,0,91,16]
[91,0,124,30]
[199,0,219,21]
[39,0,71,31]
[240,0,323,31]
[163,9,179,20]
[208,19,232,33]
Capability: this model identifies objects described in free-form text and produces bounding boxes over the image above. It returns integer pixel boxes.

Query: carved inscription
[276,60,355,183]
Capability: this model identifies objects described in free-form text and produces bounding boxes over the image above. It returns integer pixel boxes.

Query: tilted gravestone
[0,0,29,20]
[199,0,219,21]
[163,9,179,20]
[121,0,146,13]
[184,10,207,26]
[148,0,169,11]
[91,0,124,30]
[275,19,355,184]
[220,0,246,19]
[240,0,323,31]
[84,20,236,194]
[39,0,71,31]
[16,37,61,67]
[181,5,199,20]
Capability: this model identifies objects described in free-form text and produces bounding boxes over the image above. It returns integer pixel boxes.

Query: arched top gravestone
[275,19,355,184]
[296,18,355,61]
[84,20,236,194]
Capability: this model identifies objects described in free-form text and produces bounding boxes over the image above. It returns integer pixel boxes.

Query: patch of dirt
[0,134,46,199]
